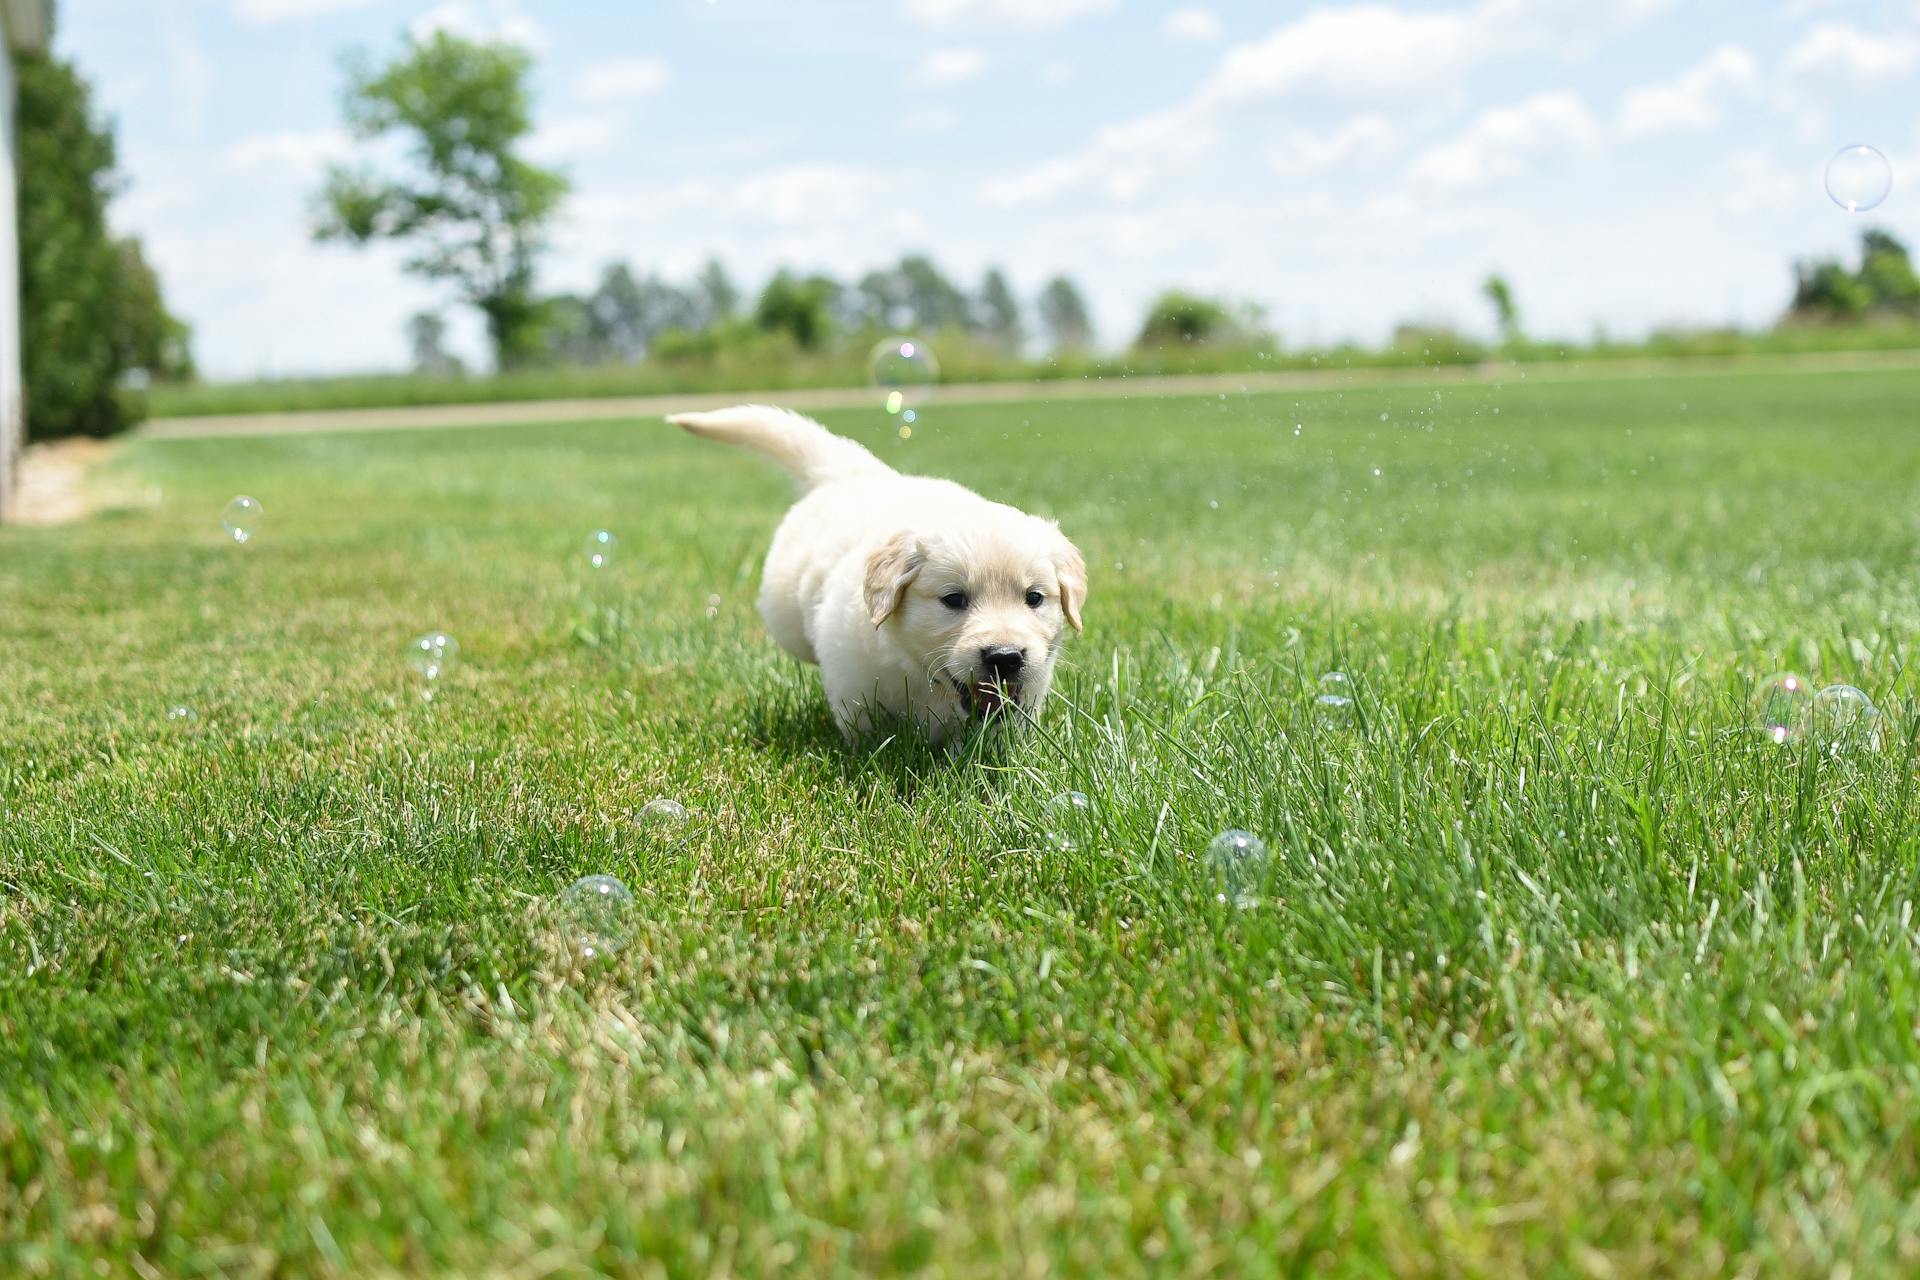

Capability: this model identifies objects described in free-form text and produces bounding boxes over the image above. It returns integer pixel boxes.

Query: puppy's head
[865,515,1085,723]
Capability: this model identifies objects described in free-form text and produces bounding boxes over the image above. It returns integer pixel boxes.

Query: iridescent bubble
[870,336,938,415]
[222,496,263,544]
[1044,790,1092,851]
[557,874,634,960]
[585,529,617,569]
[640,796,689,835]
[1825,145,1893,213]
[408,631,460,682]
[1809,683,1885,753]
[1755,673,1810,744]
[1206,829,1271,908]
[1316,671,1355,727]
[166,705,196,723]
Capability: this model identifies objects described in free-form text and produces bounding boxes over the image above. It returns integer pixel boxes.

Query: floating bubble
[1809,683,1885,753]
[585,529,617,569]
[222,496,263,544]
[166,705,196,722]
[557,874,634,960]
[640,796,689,834]
[1315,671,1356,727]
[1044,790,1092,851]
[1755,673,1810,744]
[1825,144,1892,213]
[1206,829,1271,908]
[870,336,938,414]
[408,631,460,683]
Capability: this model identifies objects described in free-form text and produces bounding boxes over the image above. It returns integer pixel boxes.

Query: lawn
[4,367,1920,1277]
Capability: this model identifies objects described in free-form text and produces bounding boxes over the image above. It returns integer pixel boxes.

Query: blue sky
[57,0,1920,378]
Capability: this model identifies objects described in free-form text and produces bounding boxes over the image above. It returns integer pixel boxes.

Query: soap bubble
[1044,790,1092,851]
[870,336,938,415]
[1825,145,1892,213]
[1206,829,1271,908]
[166,705,196,723]
[1755,673,1810,744]
[222,496,263,544]
[408,631,460,683]
[1315,671,1355,727]
[557,874,634,960]
[585,529,617,569]
[1809,683,1885,753]
[640,796,689,834]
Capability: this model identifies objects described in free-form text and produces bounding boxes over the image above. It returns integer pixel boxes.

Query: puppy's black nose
[982,646,1025,680]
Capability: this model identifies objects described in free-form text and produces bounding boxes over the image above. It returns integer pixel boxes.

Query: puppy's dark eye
[941,591,969,611]
[1025,589,1045,608]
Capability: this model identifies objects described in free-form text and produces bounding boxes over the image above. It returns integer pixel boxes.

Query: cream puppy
[667,405,1086,742]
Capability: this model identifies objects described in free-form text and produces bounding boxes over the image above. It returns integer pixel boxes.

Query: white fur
[667,405,1086,742]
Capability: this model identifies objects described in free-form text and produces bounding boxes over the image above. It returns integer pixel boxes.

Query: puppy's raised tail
[667,404,894,490]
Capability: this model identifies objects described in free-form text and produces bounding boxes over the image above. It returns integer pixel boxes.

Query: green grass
[6,367,1920,1276]
[139,320,1920,419]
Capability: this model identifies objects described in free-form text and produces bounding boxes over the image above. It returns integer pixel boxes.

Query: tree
[972,267,1023,350]
[1857,230,1920,309]
[1037,276,1093,351]
[407,311,465,375]
[694,257,740,327]
[113,239,196,382]
[1135,291,1237,348]
[852,255,969,333]
[1481,273,1520,342]
[1788,229,1920,320]
[14,41,191,438]
[754,271,837,350]
[314,32,570,371]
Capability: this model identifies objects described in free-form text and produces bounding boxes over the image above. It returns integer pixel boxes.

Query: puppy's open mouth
[955,677,1022,718]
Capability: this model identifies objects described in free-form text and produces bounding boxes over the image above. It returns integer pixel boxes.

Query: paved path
[140,349,1920,440]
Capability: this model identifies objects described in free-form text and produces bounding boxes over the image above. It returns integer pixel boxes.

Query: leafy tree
[694,257,740,327]
[406,311,465,375]
[1790,260,1872,316]
[1789,229,1919,319]
[972,267,1023,350]
[1857,230,1920,309]
[13,42,191,438]
[853,255,969,333]
[1481,273,1520,342]
[314,32,569,371]
[754,271,837,350]
[113,238,195,382]
[1037,276,1093,351]
[1135,291,1237,348]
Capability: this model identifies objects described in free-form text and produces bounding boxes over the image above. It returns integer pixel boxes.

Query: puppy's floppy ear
[864,530,923,626]
[1053,535,1087,632]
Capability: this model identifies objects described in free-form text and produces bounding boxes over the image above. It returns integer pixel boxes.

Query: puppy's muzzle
[956,646,1027,717]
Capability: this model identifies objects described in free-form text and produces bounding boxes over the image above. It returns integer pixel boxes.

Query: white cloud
[219,129,353,174]
[527,113,628,163]
[1164,6,1223,42]
[1041,60,1075,86]
[900,106,959,134]
[577,57,672,103]
[1267,113,1398,176]
[1617,46,1760,137]
[903,0,1118,30]
[1408,90,1600,191]
[987,102,1212,205]
[1778,21,1920,97]
[913,47,988,86]
[411,0,547,52]
[233,0,385,21]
